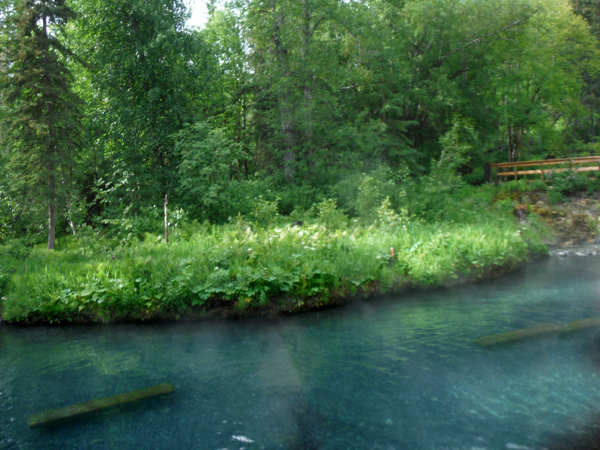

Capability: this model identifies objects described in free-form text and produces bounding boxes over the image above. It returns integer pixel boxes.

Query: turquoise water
[2,256,600,449]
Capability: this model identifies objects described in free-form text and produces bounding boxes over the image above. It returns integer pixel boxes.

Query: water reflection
[2,256,600,449]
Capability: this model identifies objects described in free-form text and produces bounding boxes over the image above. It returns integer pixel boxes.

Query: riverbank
[0,213,547,325]
[0,262,536,325]
[517,191,600,246]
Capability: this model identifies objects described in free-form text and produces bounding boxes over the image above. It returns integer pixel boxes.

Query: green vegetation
[547,190,565,205]
[546,170,600,195]
[495,169,600,203]
[2,0,600,236]
[0,190,546,323]
[1,0,82,250]
[0,146,551,323]
[3,0,600,323]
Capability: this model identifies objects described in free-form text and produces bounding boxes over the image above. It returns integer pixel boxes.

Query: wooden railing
[487,156,600,183]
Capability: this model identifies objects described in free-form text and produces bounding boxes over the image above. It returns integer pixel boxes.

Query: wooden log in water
[28,383,175,428]
[474,323,565,346]
[560,316,600,334]
[475,316,600,347]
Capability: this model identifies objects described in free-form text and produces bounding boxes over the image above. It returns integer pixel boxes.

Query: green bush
[0,239,31,260]
[501,180,528,193]
[250,196,280,228]
[547,189,564,204]
[356,169,396,221]
[547,170,588,194]
[529,180,548,191]
[175,122,247,223]
[315,198,347,230]
[378,197,409,231]
[586,172,600,192]
[462,168,484,185]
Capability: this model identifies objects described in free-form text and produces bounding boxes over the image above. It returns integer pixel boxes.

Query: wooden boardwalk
[487,156,600,183]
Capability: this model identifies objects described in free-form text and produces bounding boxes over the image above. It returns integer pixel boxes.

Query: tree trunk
[272,9,296,182]
[164,194,169,244]
[517,126,524,162]
[44,12,56,251]
[280,95,296,182]
[48,203,56,250]
[507,122,513,162]
[303,0,314,167]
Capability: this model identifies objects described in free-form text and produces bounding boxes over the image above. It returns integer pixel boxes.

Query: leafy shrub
[175,122,246,223]
[586,172,600,193]
[547,170,588,194]
[315,198,347,230]
[356,171,391,221]
[529,180,548,191]
[462,168,484,185]
[0,239,31,260]
[101,205,162,241]
[251,196,280,228]
[547,189,564,204]
[378,197,409,232]
[501,180,528,193]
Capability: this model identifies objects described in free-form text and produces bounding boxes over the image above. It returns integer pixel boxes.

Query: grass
[0,211,547,323]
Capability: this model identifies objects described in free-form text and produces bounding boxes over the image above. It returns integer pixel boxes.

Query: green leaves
[1,0,83,249]
[174,121,246,222]
[70,0,209,209]
[0,197,543,323]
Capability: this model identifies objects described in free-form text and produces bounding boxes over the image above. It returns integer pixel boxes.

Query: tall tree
[245,0,373,183]
[572,0,600,36]
[478,0,598,160]
[571,0,600,144]
[0,0,82,249]
[70,0,208,212]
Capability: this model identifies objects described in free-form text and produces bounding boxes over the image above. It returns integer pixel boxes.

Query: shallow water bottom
[3,256,600,449]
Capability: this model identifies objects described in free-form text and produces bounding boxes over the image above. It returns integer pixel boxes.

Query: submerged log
[28,383,175,428]
[475,316,600,347]
[560,316,600,334]
[474,323,565,346]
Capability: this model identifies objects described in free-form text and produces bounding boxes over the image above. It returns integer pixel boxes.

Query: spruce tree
[0,0,82,249]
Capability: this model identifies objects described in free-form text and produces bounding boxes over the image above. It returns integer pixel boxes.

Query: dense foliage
[1,0,82,249]
[1,0,600,235]
[0,0,598,321]
[0,187,548,322]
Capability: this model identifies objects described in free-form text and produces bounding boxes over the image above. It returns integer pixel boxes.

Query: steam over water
[3,255,600,449]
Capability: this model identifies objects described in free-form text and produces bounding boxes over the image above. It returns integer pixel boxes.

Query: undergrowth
[0,199,546,323]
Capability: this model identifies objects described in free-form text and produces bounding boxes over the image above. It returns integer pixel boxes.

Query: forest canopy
[0,0,599,242]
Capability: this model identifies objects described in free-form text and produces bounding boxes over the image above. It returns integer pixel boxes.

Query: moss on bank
[0,215,547,325]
